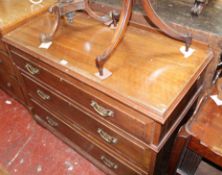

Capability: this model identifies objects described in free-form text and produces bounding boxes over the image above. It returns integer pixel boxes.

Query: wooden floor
[0,89,221,175]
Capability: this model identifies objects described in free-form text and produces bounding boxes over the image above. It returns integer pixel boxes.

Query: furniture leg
[168,127,191,175]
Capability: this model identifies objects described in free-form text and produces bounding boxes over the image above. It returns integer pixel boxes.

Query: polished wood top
[187,86,222,156]
[3,13,212,123]
[0,0,55,36]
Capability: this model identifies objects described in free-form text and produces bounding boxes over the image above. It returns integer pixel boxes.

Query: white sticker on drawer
[180,46,195,58]
[210,95,222,106]
[95,68,112,80]
[39,41,52,49]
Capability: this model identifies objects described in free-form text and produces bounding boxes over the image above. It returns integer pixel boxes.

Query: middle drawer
[22,74,151,170]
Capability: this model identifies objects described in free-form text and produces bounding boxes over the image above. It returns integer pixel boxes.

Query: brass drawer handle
[91,101,114,117]
[25,63,40,75]
[46,116,58,127]
[37,89,50,100]
[100,155,118,170]
[97,128,118,144]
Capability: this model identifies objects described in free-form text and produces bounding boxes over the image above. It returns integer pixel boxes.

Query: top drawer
[10,47,155,144]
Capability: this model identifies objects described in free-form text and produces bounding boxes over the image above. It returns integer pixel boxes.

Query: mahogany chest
[2,12,212,175]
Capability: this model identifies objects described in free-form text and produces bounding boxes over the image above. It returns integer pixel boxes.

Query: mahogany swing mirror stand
[40,0,192,76]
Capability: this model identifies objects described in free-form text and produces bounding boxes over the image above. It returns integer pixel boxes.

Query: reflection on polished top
[3,13,212,122]
[0,0,55,36]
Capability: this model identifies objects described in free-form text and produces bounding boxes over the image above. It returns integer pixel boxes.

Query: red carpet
[0,89,105,175]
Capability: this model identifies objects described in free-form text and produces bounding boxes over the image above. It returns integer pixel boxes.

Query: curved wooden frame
[85,0,113,23]
[41,0,192,75]
[40,0,114,43]
[141,0,192,51]
[40,5,61,43]
[96,0,133,75]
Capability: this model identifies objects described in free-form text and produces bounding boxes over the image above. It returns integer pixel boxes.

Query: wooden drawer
[0,41,7,52]
[11,48,155,144]
[0,72,14,93]
[0,71,23,100]
[0,50,14,74]
[31,100,145,175]
[22,74,151,170]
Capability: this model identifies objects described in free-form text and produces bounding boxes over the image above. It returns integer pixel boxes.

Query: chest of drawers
[3,12,213,174]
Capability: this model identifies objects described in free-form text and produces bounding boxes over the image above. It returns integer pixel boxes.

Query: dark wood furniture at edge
[168,82,222,175]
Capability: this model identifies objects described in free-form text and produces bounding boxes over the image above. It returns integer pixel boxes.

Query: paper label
[95,68,112,80]
[210,95,222,106]
[59,59,68,66]
[180,46,195,58]
[110,24,118,30]
[39,41,52,49]
[104,20,113,26]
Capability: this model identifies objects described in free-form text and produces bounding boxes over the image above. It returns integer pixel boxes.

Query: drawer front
[0,50,14,74]
[0,72,23,100]
[0,41,6,52]
[11,48,154,144]
[23,74,151,170]
[31,100,143,175]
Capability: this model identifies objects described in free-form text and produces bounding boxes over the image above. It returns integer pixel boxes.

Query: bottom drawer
[31,99,145,175]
